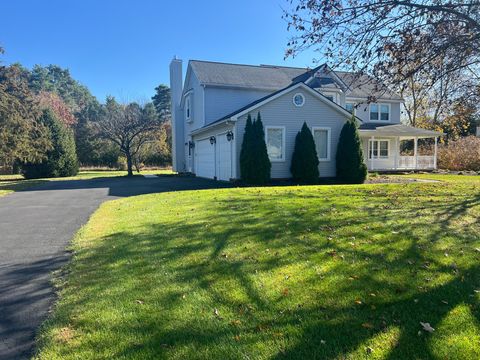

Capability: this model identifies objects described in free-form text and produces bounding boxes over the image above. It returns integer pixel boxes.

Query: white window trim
[292,93,305,107]
[265,126,286,162]
[368,139,390,159]
[312,127,331,162]
[185,97,192,123]
[369,103,391,122]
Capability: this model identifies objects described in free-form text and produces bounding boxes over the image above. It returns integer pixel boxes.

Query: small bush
[336,116,367,183]
[291,122,319,183]
[22,109,79,179]
[437,136,480,171]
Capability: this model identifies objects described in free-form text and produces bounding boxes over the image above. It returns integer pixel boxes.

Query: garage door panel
[216,134,232,181]
[195,139,215,179]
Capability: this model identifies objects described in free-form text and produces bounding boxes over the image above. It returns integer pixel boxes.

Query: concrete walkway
[0,175,228,359]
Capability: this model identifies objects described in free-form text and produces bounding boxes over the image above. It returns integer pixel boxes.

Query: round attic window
[293,93,305,107]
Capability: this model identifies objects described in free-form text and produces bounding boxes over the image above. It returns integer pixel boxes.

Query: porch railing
[398,156,435,170]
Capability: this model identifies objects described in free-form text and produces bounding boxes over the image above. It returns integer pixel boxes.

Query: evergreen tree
[291,122,319,183]
[251,113,271,185]
[336,116,367,184]
[22,109,79,179]
[240,114,254,182]
[239,113,271,184]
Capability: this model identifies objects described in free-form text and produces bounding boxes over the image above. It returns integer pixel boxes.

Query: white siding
[351,101,401,124]
[204,86,272,124]
[235,88,350,179]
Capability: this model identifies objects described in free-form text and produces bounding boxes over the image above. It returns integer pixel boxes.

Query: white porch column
[434,137,438,169]
[370,136,375,171]
[394,137,399,170]
[414,137,418,169]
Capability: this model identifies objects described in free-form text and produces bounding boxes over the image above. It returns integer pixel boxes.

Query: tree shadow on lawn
[43,184,480,359]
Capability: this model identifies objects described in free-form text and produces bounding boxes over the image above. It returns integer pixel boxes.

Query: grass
[35,176,480,359]
[0,169,174,197]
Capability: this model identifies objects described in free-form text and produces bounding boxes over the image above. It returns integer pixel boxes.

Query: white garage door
[195,138,215,179]
[216,133,232,181]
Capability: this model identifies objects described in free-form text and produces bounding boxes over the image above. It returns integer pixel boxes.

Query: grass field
[35,175,480,359]
[0,169,173,197]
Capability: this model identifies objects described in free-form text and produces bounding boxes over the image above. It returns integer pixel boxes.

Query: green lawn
[0,169,173,197]
[35,176,480,359]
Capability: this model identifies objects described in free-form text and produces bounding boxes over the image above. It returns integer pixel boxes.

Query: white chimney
[169,58,185,172]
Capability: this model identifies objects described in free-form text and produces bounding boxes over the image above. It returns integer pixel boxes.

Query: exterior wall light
[226,131,234,142]
[209,136,216,145]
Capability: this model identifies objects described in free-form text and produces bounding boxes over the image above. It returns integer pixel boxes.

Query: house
[169,58,442,180]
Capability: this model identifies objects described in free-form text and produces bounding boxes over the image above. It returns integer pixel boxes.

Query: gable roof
[188,60,403,101]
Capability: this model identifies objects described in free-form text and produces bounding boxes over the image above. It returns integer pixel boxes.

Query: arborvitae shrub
[291,122,319,183]
[239,112,271,184]
[336,115,367,183]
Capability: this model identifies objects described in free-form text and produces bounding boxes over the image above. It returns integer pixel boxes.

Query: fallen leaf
[234,335,241,341]
[362,322,374,329]
[282,288,289,296]
[355,300,363,305]
[420,322,435,333]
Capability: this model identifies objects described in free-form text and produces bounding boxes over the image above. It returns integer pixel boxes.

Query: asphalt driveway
[0,175,229,360]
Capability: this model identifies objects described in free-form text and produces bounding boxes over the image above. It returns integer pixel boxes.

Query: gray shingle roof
[359,123,443,137]
[189,60,403,100]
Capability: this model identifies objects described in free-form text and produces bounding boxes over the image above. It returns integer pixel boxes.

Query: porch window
[369,140,389,159]
[313,127,331,161]
[370,103,390,121]
[265,126,285,161]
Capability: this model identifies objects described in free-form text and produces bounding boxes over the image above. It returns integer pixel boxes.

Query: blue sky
[0,0,319,102]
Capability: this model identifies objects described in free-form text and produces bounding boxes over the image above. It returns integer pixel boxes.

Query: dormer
[304,65,349,105]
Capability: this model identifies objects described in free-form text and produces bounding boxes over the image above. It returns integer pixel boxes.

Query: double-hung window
[265,126,285,161]
[370,103,390,121]
[185,96,192,122]
[368,140,389,159]
[313,127,331,161]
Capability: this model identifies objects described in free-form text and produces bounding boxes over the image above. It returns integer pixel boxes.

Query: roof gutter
[190,118,236,136]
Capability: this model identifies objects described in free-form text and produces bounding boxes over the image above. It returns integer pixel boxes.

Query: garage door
[216,133,232,181]
[195,138,215,179]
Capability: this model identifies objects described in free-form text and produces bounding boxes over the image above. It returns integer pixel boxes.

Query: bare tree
[98,97,159,176]
[284,1,480,87]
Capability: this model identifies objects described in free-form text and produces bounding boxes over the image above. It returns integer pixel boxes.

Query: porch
[358,124,444,171]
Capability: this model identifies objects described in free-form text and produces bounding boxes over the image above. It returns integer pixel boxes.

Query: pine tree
[22,109,79,179]
[251,113,271,185]
[240,114,254,182]
[336,115,367,183]
[291,122,319,183]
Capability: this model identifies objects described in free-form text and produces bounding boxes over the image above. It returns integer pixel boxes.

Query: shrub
[336,116,367,183]
[240,113,271,184]
[22,109,79,179]
[240,114,254,183]
[437,136,480,171]
[291,122,319,183]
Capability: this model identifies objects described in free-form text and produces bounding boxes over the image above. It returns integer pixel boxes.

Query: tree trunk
[126,152,133,177]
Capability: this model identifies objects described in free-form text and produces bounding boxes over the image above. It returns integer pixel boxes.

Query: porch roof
[359,123,443,138]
